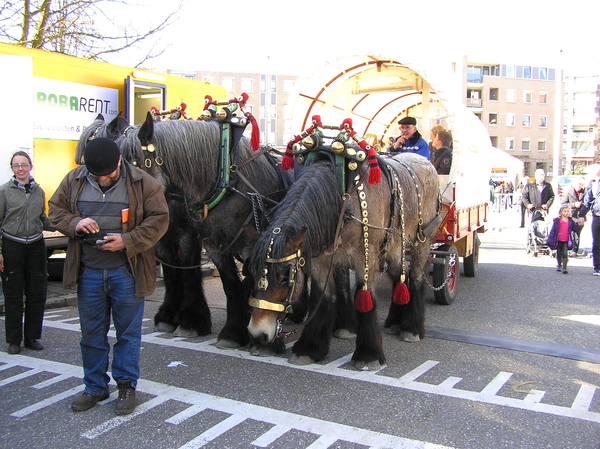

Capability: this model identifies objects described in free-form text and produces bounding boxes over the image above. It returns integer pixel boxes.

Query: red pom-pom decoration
[367,147,381,185]
[392,282,410,305]
[282,142,295,170]
[354,288,374,313]
[244,112,261,151]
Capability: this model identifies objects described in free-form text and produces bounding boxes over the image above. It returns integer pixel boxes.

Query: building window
[523,91,532,103]
[260,78,266,93]
[524,66,532,79]
[538,140,547,151]
[241,78,253,92]
[539,92,548,104]
[507,89,516,103]
[490,136,498,147]
[539,116,547,128]
[467,66,483,83]
[506,137,515,151]
[522,115,531,127]
[222,77,234,92]
[507,65,516,78]
[244,105,253,115]
[522,139,531,151]
[489,88,499,101]
[489,113,498,125]
[540,68,548,80]
[506,113,515,126]
[203,76,215,84]
[467,89,482,107]
[283,80,295,94]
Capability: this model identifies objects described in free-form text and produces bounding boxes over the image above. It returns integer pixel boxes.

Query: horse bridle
[248,228,306,337]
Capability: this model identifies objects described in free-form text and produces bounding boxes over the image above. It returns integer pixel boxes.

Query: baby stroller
[526,209,551,257]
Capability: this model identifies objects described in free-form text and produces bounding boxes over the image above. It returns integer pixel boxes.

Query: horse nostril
[256,332,269,345]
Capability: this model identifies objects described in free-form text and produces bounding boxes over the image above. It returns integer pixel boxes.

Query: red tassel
[392,282,410,305]
[367,147,381,185]
[245,112,260,151]
[282,143,295,170]
[354,288,373,313]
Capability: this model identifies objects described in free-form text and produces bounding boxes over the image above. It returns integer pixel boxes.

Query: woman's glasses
[11,164,31,169]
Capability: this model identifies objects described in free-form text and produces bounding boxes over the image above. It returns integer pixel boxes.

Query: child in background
[546,205,580,274]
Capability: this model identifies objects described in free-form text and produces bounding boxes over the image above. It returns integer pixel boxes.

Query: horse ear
[107,115,129,138]
[95,113,105,122]
[138,111,155,146]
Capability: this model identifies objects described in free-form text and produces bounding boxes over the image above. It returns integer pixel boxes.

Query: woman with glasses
[0,151,54,354]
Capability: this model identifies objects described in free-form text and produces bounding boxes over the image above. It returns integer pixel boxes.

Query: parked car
[557,175,580,196]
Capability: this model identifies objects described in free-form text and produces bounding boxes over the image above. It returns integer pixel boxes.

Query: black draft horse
[246,150,440,369]
[77,112,290,349]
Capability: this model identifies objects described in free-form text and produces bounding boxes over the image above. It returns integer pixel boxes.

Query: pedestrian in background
[1,151,55,354]
[546,205,580,274]
[561,177,586,256]
[49,138,169,415]
[577,165,600,276]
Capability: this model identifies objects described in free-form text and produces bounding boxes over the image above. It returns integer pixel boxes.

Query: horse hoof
[399,332,420,342]
[289,354,315,365]
[384,325,402,335]
[250,345,276,357]
[173,326,200,338]
[353,360,382,371]
[155,322,176,333]
[333,329,356,340]
[215,339,242,350]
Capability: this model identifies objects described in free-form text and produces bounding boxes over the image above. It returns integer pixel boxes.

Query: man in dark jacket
[522,169,555,212]
[430,130,453,175]
[578,165,600,275]
[49,138,169,415]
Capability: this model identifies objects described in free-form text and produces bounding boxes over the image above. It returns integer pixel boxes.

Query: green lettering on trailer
[69,96,79,111]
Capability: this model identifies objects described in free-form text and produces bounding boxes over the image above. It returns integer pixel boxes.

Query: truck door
[125,76,166,124]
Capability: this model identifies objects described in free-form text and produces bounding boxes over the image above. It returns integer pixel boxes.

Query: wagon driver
[389,117,430,160]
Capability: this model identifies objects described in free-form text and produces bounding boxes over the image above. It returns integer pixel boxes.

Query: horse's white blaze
[248,315,277,342]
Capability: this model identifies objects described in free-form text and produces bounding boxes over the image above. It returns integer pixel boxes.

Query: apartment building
[167,69,296,147]
[563,73,599,170]
[466,63,561,178]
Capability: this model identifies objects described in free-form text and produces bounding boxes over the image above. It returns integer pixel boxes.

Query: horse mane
[118,119,277,205]
[75,117,109,165]
[248,159,344,281]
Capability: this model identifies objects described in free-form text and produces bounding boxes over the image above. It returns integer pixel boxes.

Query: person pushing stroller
[522,169,555,215]
[546,205,581,274]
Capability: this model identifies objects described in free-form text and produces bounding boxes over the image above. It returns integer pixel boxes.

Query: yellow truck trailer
[0,42,226,273]
[0,41,226,199]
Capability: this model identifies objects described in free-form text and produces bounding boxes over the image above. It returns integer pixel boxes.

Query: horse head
[76,113,130,165]
[246,227,308,345]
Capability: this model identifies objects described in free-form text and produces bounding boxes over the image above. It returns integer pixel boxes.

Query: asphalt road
[1,208,599,449]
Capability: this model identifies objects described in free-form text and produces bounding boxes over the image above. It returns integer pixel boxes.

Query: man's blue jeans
[77,265,144,395]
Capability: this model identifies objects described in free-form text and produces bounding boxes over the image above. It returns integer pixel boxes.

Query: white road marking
[30,313,600,424]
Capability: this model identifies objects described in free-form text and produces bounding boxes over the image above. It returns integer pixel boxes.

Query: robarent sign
[32,77,119,140]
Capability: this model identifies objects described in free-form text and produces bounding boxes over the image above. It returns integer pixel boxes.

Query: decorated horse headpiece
[281,117,381,185]
[150,102,194,121]
[200,93,260,151]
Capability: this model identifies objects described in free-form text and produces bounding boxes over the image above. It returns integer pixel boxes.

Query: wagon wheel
[433,244,459,305]
[463,234,480,277]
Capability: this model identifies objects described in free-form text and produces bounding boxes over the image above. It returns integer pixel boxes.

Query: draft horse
[246,131,440,370]
[77,110,290,349]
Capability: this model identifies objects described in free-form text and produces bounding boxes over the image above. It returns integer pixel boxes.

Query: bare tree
[0,0,185,67]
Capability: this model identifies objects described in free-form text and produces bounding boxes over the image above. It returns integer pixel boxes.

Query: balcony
[466,98,482,108]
